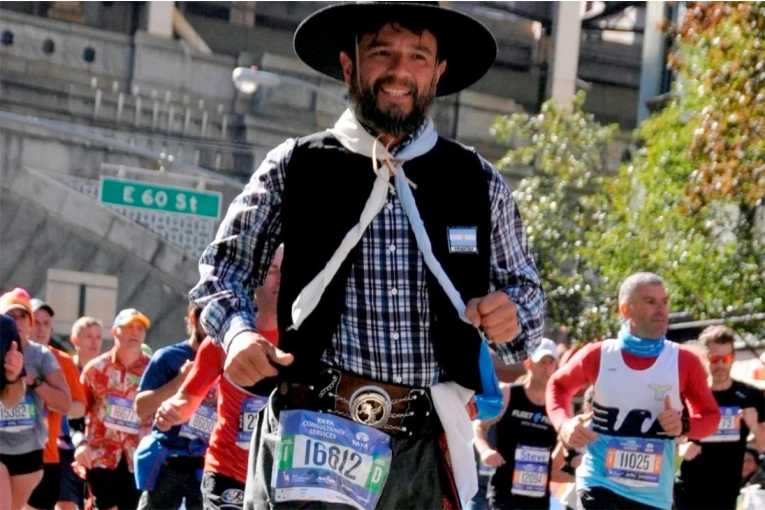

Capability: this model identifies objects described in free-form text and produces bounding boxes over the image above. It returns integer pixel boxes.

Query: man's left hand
[741,407,759,430]
[658,395,683,437]
[465,291,518,344]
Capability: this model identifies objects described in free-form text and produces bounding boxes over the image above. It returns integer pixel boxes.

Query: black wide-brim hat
[293,1,498,97]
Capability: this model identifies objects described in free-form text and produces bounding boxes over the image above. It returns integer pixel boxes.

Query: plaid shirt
[191,132,545,387]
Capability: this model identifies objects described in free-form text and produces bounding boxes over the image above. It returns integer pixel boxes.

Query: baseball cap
[530,338,559,363]
[113,308,151,330]
[30,298,55,316]
[0,288,35,326]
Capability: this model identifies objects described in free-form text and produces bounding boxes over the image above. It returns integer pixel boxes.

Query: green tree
[584,1,765,338]
[492,91,620,342]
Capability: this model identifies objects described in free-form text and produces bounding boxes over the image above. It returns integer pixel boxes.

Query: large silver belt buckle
[349,386,392,428]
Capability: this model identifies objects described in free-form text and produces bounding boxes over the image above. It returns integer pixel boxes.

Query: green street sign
[99,177,222,219]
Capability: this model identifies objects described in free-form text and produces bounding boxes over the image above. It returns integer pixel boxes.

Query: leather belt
[278,367,438,438]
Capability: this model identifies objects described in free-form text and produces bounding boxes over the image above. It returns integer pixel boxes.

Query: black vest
[276,132,491,392]
[490,384,557,506]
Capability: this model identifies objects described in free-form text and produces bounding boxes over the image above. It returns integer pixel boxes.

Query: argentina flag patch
[448,227,478,253]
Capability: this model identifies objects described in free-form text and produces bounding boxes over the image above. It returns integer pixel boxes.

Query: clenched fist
[225,331,294,387]
[559,412,598,450]
[465,291,519,344]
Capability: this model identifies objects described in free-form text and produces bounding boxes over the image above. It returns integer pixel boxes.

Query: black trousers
[244,389,458,510]
[578,487,660,510]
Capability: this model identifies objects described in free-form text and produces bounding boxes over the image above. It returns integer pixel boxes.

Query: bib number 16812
[292,436,378,483]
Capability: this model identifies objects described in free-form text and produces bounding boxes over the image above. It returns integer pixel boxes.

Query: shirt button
[392,332,400,340]
[391,288,398,296]
[389,244,396,253]
[386,202,394,211]
[394,375,403,384]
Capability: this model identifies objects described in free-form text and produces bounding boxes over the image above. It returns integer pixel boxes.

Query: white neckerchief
[288,109,478,505]
[288,109,437,330]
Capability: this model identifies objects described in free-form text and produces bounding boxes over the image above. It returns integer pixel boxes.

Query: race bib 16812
[272,410,392,510]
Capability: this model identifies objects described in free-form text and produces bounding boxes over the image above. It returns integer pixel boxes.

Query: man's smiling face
[341,22,447,138]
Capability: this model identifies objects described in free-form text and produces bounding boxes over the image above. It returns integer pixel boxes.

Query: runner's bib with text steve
[701,406,740,443]
[0,392,37,432]
[511,445,550,497]
[272,410,392,510]
[180,404,217,442]
[605,438,663,488]
[237,396,269,449]
[104,394,141,434]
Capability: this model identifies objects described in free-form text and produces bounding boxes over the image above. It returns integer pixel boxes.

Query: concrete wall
[0,166,200,350]
[0,10,238,106]
[0,119,241,350]
[132,30,237,105]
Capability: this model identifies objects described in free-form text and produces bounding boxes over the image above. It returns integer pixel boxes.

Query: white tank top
[592,339,680,438]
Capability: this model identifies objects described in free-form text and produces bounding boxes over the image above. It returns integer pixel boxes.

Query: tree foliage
[492,91,619,342]
[585,1,765,339]
[495,2,765,342]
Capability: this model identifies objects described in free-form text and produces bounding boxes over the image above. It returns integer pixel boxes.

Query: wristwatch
[28,376,44,390]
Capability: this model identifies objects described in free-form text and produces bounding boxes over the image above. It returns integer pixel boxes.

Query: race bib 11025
[605,438,663,488]
[272,410,392,510]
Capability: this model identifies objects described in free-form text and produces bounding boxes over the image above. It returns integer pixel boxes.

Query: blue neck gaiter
[617,322,665,358]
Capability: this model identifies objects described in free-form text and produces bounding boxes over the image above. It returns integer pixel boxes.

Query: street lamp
[232,67,347,105]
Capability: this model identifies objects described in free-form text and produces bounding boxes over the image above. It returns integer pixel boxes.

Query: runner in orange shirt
[155,246,282,510]
[74,309,152,510]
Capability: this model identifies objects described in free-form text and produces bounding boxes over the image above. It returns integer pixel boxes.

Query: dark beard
[348,74,436,138]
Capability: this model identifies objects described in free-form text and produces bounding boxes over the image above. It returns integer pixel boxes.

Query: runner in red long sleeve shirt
[546,272,720,510]
[154,247,283,510]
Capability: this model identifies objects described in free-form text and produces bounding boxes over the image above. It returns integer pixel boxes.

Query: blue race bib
[237,395,269,449]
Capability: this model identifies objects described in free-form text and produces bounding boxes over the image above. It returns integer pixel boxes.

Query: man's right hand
[74,443,92,470]
[480,449,506,467]
[559,412,598,450]
[155,395,187,431]
[225,331,294,387]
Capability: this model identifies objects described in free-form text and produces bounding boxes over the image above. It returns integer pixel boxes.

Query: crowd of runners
[2,2,764,510]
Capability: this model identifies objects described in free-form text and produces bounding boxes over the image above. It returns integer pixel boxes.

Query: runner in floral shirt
[75,309,152,510]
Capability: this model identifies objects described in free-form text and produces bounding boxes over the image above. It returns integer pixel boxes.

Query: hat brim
[1,304,30,315]
[32,303,55,316]
[530,350,558,363]
[293,2,497,97]
[117,315,151,330]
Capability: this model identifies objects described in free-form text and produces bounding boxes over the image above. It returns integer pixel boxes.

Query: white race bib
[104,394,140,434]
[605,438,663,488]
[511,445,550,498]
[272,410,392,510]
[237,396,268,449]
[180,404,217,442]
[0,392,37,432]
[701,406,741,443]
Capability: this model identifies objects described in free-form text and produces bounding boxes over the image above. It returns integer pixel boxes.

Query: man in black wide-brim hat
[190,2,545,508]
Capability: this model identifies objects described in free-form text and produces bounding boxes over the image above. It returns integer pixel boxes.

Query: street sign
[99,176,222,219]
